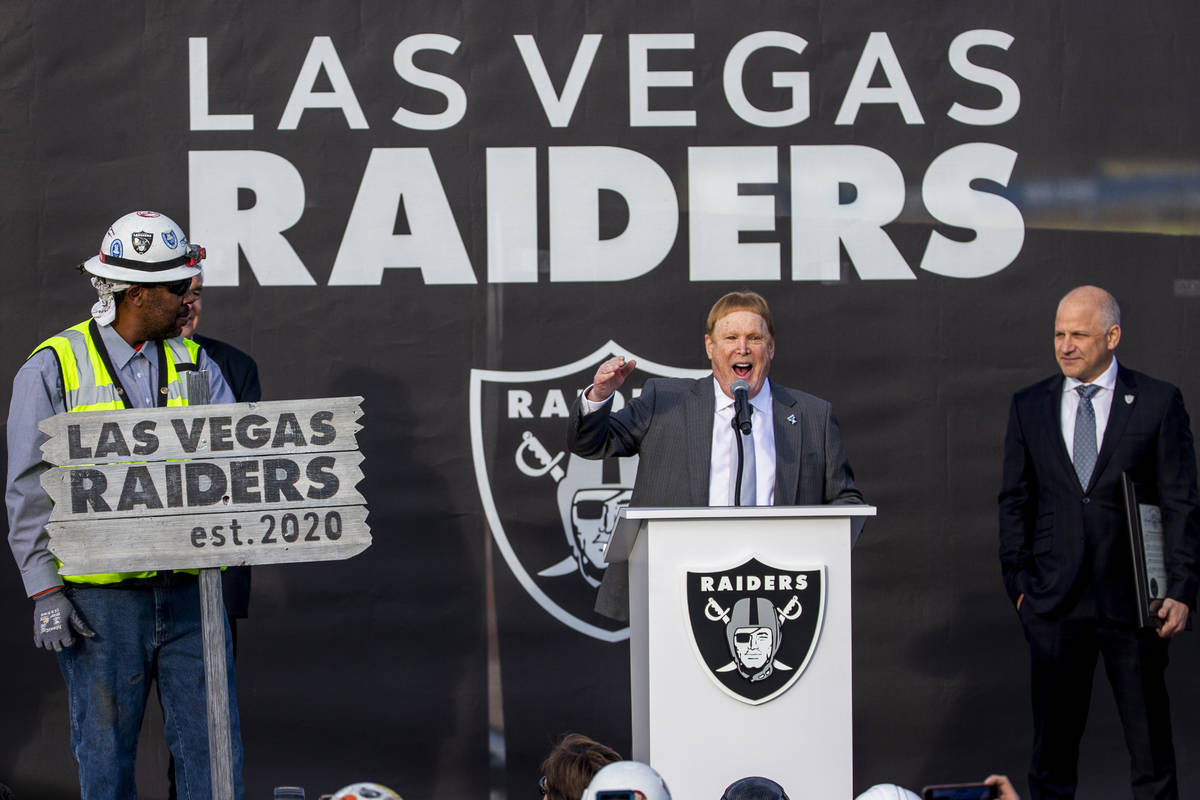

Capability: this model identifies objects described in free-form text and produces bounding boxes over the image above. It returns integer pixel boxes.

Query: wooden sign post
[39,396,370,800]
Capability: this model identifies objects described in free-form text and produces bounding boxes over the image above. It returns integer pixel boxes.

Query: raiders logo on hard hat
[685,558,825,704]
[131,230,153,254]
[470,342,707,642]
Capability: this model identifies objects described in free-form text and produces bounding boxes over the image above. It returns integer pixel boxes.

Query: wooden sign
[48,507,370,574]
[39,397,370,575]
[39,396,363,464]
[40,452,365,519]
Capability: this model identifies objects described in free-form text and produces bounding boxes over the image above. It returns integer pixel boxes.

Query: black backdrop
[3,2,1200,798]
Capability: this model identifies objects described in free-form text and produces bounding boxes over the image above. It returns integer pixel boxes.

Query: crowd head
[541,733,622,800]
[720,775,790,800]
[581,760,671,800]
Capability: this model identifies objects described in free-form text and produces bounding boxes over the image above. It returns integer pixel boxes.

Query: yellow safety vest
[31,319,202,585]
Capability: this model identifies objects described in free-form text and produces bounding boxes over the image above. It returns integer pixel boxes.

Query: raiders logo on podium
[470,342,707,642]
[686,558,826,704]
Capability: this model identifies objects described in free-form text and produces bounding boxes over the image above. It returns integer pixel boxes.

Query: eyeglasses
[538,776,548,796]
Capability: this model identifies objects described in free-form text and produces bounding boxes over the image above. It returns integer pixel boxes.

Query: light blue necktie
[1073,384,1101,488]
[730,407,756,506]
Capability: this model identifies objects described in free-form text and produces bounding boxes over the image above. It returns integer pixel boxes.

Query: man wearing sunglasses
[5,210,243,799]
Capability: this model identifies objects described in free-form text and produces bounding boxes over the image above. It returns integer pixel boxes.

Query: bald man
[998,286,1200,800]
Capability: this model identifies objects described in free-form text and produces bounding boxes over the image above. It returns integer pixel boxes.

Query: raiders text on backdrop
[188,30,1023,286]
[507,387,641,419]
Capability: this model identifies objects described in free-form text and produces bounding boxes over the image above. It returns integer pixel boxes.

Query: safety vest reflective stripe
[30,320,202,585]
[29,321,123,411]
[163,337,201,406]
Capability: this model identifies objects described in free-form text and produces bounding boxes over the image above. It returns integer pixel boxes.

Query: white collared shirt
[709,377,776,506]
[1061,357,1118,460]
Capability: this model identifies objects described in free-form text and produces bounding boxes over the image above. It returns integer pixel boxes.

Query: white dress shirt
[1060,356,1118,460]
[709,377,776,506]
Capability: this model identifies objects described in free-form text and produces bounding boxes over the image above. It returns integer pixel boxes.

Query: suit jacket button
[1082,497,1090,504]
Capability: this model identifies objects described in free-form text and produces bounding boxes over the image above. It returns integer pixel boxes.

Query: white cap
[855,784,923,800]
[581,761,671,800]
[329,782,403,800]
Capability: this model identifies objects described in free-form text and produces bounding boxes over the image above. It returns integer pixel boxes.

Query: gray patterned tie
[731,407,756,506]
[1073,384,1101,488]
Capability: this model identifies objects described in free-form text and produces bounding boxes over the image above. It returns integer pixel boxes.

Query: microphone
[731,379,752,434]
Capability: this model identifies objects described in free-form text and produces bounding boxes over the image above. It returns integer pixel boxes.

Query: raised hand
[587,356,637,402]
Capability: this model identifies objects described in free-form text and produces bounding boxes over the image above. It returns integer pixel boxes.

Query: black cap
[721,776,790,800]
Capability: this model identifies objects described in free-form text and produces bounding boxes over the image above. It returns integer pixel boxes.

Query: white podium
[606,505,876,800]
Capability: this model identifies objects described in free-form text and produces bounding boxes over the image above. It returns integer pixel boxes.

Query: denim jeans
[57,583,244,800]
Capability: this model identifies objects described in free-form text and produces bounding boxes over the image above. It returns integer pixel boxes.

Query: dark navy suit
[999,364,1200,799]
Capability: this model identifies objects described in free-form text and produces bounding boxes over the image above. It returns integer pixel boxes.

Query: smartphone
[921,783,997,800]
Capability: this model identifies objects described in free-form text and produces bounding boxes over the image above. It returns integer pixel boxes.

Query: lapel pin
[1125,394,1134,405]
[787,414,797,425]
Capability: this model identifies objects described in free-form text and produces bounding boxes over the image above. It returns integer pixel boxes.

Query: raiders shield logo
[686,558,825,704]
[470,342,707,641]
[131,231,153,254]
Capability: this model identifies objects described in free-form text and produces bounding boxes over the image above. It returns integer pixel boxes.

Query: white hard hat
[581,761,671,800]
[855,784,922,800]
[80,210,203,283]
[328,782,403,800]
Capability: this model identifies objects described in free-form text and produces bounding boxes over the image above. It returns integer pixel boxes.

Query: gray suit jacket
[567,376,865,619]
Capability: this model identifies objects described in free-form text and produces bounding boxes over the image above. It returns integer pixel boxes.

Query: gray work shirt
[6,321,234,596]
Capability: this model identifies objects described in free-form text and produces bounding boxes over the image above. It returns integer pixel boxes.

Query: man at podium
[567,291,865,620]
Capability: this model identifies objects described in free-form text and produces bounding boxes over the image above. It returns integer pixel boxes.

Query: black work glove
[33,587,95,651]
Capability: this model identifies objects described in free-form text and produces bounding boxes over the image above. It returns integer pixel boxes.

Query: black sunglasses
[140,278,192,296]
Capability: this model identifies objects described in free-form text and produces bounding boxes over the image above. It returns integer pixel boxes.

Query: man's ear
[120,285,143,308]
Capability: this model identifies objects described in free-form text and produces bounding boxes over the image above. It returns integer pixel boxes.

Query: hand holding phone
[921,783,998,800]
